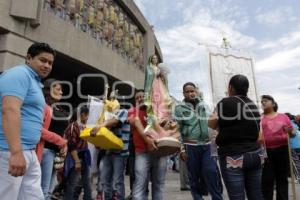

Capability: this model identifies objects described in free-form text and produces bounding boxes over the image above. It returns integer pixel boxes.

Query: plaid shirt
[64,121,87,152]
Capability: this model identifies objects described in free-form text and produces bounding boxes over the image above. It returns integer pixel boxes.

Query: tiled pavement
[86,169,300,200]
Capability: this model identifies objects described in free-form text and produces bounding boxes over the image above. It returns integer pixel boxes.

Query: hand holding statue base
[145,119,180,157]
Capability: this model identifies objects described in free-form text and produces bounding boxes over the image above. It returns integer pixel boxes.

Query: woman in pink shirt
[261,95,293,200]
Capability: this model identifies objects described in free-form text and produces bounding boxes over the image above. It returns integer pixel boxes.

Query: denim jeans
[128,154,136,192]
[41,148,56,200]
[0,150,44,200]
[179,158,190,189]
[219,148,264,200]
[97,156,104,194]
[100,154,126,200]
[64,163,92,200]
[185,144,223,200]
[96,149,107,194]
[132,153,168,200]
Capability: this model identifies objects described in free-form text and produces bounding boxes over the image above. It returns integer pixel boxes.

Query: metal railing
[44,0,145,71]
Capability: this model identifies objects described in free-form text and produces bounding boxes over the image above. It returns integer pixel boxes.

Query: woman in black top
[208,74,263,200]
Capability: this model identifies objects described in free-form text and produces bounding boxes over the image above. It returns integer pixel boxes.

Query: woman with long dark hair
[209,74,263,200]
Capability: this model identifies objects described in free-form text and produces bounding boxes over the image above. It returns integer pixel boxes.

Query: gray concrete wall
[0,52,24,71]
[0,0,27,35]
[9,0,39,20]
[0,33,29,71]
[0,0,162,89]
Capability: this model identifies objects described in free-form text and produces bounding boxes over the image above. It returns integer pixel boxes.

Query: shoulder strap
[234,96,260,132]
[234,96,268,157]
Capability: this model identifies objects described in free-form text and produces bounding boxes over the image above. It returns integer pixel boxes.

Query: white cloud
[155,5,256,66]
[258,31,300,51]
[181,0,250,30]
[255,6,296,26]
[256,46,300,72]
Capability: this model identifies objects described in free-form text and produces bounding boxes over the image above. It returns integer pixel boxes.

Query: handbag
[54,153,65,170]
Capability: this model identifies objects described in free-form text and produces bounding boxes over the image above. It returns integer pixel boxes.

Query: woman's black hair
[261,95,278,112]
[183,82,196,91]
[43,78,57,91]
[229,74,249,96]
[285,113,295,121]
[70,105,89,122]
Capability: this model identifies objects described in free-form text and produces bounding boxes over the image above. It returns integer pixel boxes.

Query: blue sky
[134,0,300,114]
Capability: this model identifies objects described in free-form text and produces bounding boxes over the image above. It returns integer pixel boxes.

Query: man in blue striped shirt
[92,108,130,200]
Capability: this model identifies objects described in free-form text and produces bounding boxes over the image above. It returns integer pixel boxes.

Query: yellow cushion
[80,127,124,150]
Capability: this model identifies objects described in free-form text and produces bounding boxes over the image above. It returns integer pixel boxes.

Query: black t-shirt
[44,107,69,152]
[216,96,261,156]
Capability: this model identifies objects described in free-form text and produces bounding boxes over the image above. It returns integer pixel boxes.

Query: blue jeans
[186,144,223,200]
[64,163,92,200]
[219,148,264,200]
[132,153,168,200]
[96,150,106,194]
[100,154,126,200]
[41,148,56,200]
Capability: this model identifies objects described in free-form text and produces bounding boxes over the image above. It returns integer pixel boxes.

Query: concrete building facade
[0,0,162,105]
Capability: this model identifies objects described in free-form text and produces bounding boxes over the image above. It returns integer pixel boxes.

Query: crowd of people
[0,42,299,200]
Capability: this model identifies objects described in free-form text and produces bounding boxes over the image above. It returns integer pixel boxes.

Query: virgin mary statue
[144,54,172,137]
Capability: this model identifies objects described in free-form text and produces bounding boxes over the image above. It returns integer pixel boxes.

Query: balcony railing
[44,0,145,71]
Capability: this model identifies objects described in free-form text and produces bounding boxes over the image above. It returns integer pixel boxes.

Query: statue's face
[151,55,158,65]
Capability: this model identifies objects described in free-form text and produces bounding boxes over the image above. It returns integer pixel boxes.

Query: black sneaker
[180,187,191,191]
[51,192,61,200]
[125,194,133,200]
